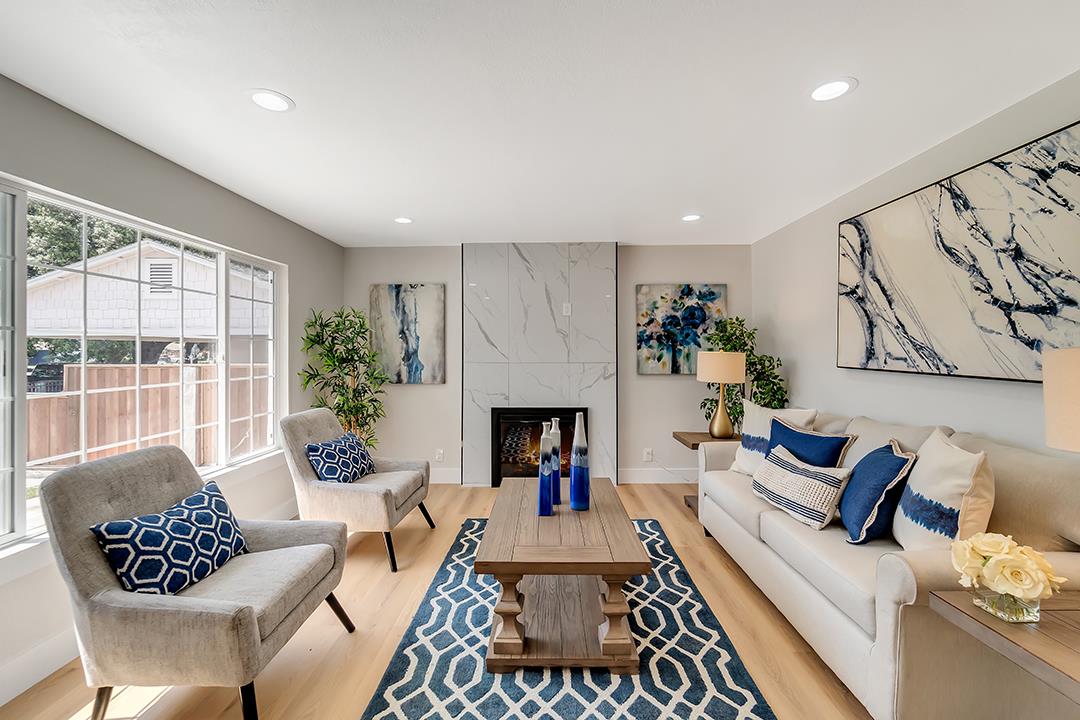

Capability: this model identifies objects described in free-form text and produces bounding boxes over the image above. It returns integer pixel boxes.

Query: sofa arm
[238,519,346,563]
[698,441,738,476]
[84,588,261,686]
[877,550,958,609]
[372,457,430,488]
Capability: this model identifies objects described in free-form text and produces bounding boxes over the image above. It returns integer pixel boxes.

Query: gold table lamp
[696,351,747,439]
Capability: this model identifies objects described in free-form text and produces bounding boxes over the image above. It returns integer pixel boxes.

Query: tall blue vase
[538,421,554,516]
[550,417,562,505]
[569,412,590,511]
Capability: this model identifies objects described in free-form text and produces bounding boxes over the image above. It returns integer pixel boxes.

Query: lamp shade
[1044,347,1080,451]
[696,351,746,384]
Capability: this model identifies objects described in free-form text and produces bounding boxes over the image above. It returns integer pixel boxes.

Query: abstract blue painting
[636,283,726,374]
[838,121,1080,382]
[370,283,446,384]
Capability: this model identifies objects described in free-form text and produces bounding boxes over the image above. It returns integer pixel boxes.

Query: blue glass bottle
[569,412,590,511]
[550,417,562,505]
[538,421,554,516]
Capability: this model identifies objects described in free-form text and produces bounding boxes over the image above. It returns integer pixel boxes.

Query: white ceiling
[2,2,1080,248]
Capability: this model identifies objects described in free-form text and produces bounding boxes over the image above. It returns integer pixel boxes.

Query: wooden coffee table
[474,476,652,674]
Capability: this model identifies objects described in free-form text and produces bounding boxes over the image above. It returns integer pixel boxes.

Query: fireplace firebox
[490,407,587,488]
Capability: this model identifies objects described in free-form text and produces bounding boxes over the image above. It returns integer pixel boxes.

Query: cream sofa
[697,412,1080,720]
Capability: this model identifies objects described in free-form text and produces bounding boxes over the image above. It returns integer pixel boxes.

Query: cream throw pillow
[731,400,818,476]
[892,428,995,550]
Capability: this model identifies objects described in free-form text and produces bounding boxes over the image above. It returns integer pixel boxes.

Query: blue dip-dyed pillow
[839,441,917,544]
[767,418,855,468]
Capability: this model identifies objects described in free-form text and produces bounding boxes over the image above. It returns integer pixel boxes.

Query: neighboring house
[27,240,269,344]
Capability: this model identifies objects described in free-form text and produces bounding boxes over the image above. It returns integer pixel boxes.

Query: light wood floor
[0,484,871,720]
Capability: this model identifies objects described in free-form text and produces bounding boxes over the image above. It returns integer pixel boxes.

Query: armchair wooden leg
[239,681,258,720]
[325,592,355,633]
[90,687,112,720]
[418,501,436,529]
[383,531,398,572]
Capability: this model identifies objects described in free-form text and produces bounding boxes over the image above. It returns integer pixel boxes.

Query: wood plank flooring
[0,483,870,720]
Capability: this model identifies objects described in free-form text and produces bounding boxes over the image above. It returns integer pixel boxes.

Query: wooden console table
[929,590,1080,704]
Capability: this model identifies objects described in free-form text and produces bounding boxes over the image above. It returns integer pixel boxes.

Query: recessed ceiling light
[250,89,294,112]
[681,214,702,222]
[394,217,413,224]
[811,78,858,102]
[468,282,478,287]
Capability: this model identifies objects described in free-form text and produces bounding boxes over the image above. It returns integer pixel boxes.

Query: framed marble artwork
[636,283,727,374]
[837,119,1080,382]
[370,283,446,384]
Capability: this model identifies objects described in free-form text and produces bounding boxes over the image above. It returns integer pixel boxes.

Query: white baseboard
[617,467,697,484]
[0,626,77,707]
[431,467,462,484]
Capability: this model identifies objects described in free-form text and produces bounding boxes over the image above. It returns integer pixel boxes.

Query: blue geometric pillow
[767,418,855,468]
[90,481,247,595]
[839,441,917,544]
[306,432,376,483]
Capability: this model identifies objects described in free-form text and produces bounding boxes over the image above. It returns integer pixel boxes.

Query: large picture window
[17,194,280,538]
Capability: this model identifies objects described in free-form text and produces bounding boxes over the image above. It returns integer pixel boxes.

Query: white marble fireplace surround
[463,242,617,485]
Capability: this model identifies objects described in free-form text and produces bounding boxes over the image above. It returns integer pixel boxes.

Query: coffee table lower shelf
[485,574,640,674]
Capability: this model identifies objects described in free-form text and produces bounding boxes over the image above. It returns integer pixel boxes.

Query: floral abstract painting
[636,283,727,374]
[370,283,446,384]
[838,120,1080,381]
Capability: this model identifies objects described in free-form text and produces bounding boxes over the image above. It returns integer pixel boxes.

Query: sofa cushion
[306,432,376,483]
[363,469,424,509]
[180,543,334,639]
[700,469,776,540]
[841,417,953,469]
[761,512,900,635]
[813,411,853,435]
[950,433,1080,552]
[840,441,917,544]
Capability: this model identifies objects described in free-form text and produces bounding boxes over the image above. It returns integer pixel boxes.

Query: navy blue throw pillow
[90,481,247,595]
[767,418,855,468]
[306,432,376,483]
[839,441,917,544]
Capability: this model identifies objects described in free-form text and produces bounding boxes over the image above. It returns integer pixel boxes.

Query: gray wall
[752,69,1080,450]
[617,244,753,479]
[0,74,345,414]
[343,246,462,482]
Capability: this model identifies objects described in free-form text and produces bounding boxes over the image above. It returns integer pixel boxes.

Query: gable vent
[143,258,177,297]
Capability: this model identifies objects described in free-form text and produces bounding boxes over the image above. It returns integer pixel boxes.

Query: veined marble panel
[570,362,617,482]
[508,363,572,406]
[462,362,509,486]
[463,243,509,362]
[569,243,616,363]
[508,243,569,362]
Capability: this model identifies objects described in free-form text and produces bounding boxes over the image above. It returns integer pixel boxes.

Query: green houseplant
[299,308,389,446]
[699,317,788,431]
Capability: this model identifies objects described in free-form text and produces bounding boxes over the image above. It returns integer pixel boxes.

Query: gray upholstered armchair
[279,408,435,572]
[39,446,355,720]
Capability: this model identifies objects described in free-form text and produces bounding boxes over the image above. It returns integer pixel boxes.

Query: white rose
[950,539,984,588]
[968,532,1017,557]
[981,553,1050,601]
[1018,546,1067,593]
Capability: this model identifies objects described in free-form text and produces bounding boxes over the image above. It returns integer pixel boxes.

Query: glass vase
[972,587,1040,623]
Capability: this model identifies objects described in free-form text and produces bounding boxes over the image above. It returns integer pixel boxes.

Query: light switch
[562,302,572,316]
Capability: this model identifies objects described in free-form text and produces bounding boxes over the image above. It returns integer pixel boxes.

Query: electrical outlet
[562,302,572,316]
[642,447,654,462]
[434,448,445,462]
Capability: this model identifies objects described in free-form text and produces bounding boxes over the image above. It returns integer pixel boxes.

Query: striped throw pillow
[752,446,852,530]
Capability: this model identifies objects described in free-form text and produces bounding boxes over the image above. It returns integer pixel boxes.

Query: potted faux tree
[699,317,788,431]
[299,308,389,446]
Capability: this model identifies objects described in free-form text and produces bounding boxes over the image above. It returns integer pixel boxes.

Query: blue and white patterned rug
[361,518,775,720]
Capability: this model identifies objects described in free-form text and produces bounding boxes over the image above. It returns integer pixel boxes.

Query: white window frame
[2,175,287,547]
